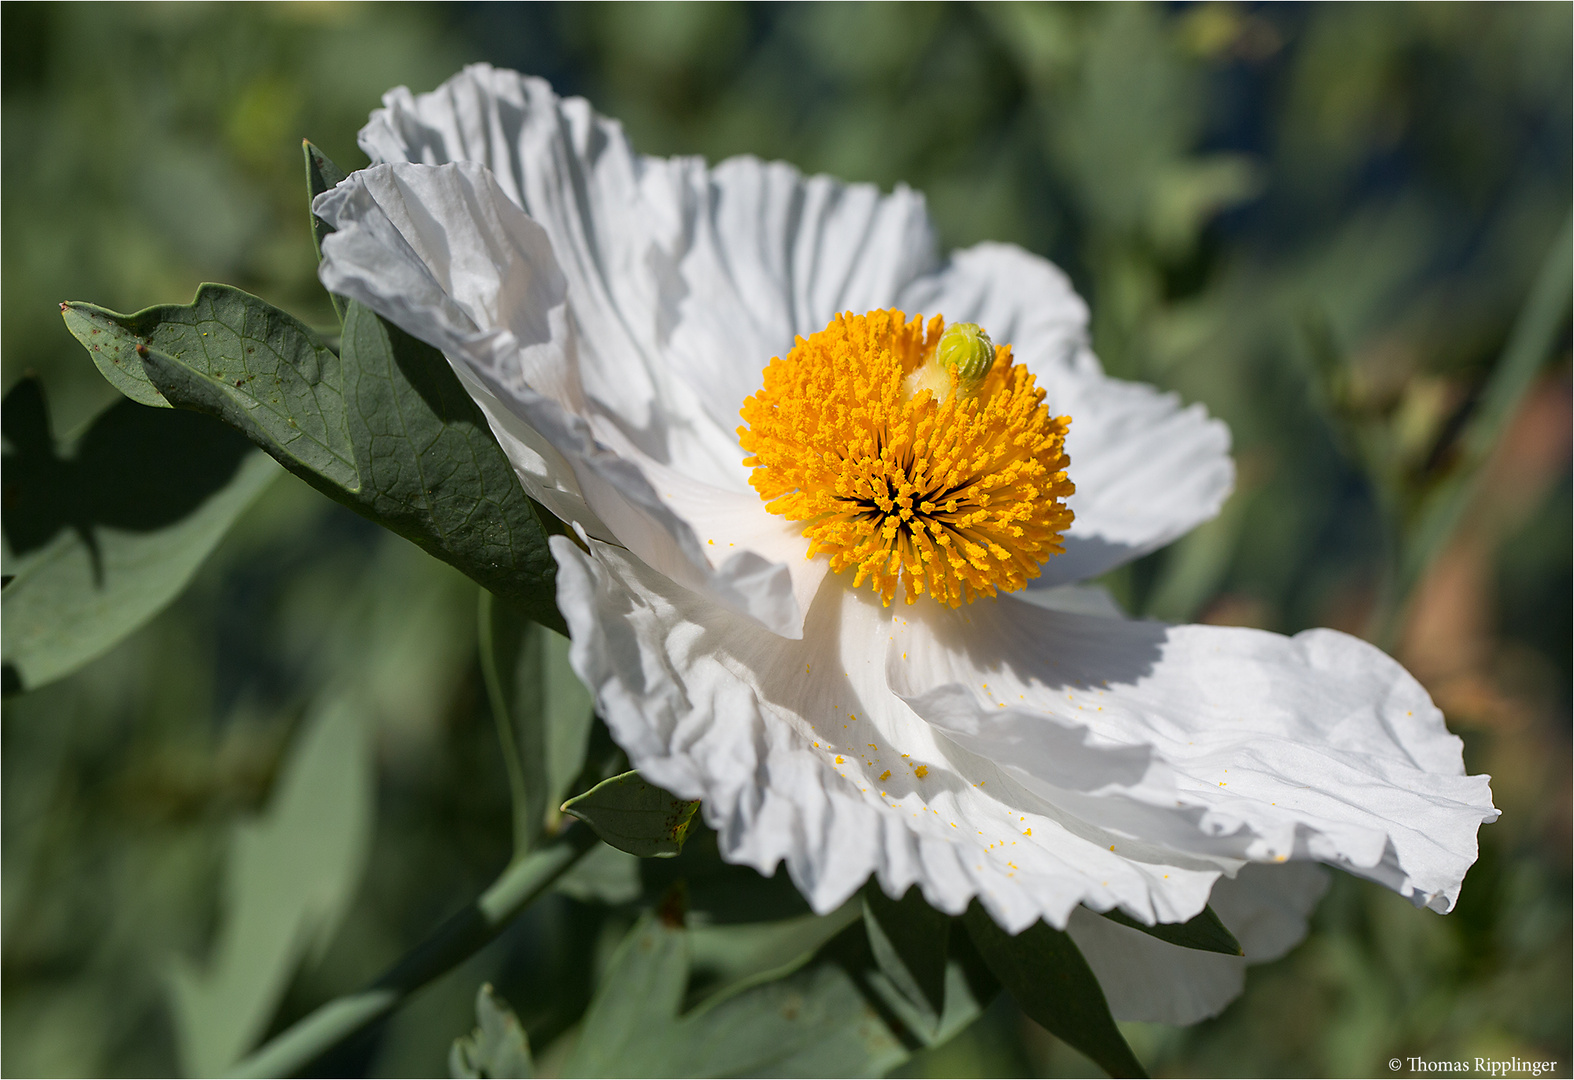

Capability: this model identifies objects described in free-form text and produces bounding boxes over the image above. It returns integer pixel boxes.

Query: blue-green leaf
[673,944,906,1078]
[686,903,863,1000]
[169,689,375,1077]
[862,886,950,1039]
[450,984,533,1080]
[1,378,278,693]
[62,287,355,486]
[1101,903,1242,956]
[554,843,644,906]
[333,302,560,629]
[561,771,700,859]
[565,910,908,1079]
[60,301,173,408]
[481,591,595,856]
[564,912,689,1078]
[963,904,1146,1078]
[303,142,349,284]
[61,286,562,630]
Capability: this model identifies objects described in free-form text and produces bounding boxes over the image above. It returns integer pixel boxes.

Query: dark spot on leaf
[657,881,688,928]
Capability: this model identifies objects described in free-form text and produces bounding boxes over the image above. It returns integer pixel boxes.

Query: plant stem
[228,823,598,1079]
[478,588,535,858]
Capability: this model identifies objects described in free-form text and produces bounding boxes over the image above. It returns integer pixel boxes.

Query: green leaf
[862,886,950,1038]
[565,910,909,1079]
[303,140,349,284]
[554,843,643,905]
[62,286,355,483]
[673,937,906,1079]
[636,827,813,927]
[963,904,1146,1079]
[450,983,533,1080]
[60,300,172,408]
[335,302,562,628]
[1,378,278,694]
[686,903,864,1001]
[542,626,597,817]
[1100,903,1242,956]
[61,286,563,631]
[563,911,690,1079]
[480,590,596,856]
[481,590,550,857]
[561,771,700,859]
[170,689,376,1077]
[852,903,1002,1051]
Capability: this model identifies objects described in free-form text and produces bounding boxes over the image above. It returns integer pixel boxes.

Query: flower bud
[935,322,995,387]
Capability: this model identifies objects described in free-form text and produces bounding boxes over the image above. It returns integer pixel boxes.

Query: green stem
[1372,213,1573,649]
[478,588,534,858]
[227,823,598,1079]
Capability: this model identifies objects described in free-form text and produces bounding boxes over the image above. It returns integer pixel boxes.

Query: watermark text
[1390,1057,1560,1078]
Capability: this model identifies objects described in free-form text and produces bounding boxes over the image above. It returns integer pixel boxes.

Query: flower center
[738,309,1074,607]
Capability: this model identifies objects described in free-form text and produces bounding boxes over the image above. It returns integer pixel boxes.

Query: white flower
[313,64,1498,1024]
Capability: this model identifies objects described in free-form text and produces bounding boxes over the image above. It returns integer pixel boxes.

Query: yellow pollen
[738,309,1074,607]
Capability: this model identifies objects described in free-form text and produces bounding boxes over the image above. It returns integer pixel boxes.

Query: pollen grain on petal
[738,309,1074,607]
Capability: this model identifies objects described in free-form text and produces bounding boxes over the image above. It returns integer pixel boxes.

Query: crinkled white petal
[1066,862,1329,1025]
[554,525,1491,937]
[556,535,1237,934]
[358,62,937,462]
[327,67,949,636]
[902,242,1235,583]
[315,160,826,638]
[888,593,1498,915]
[312,157,598,532]
[352,64,1235,590]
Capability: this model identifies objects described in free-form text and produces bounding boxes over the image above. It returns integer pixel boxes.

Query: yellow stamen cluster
[738,309,1074,607]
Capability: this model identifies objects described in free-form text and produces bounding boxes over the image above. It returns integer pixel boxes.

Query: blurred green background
[3,3,1569,1076]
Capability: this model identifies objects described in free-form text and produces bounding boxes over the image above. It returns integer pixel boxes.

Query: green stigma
[935,322,995,387]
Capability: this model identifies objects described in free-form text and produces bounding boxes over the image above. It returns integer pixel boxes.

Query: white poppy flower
[313,64,1497,1023]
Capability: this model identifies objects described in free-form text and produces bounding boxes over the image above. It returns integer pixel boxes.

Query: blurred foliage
[3,2,1569,1077]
